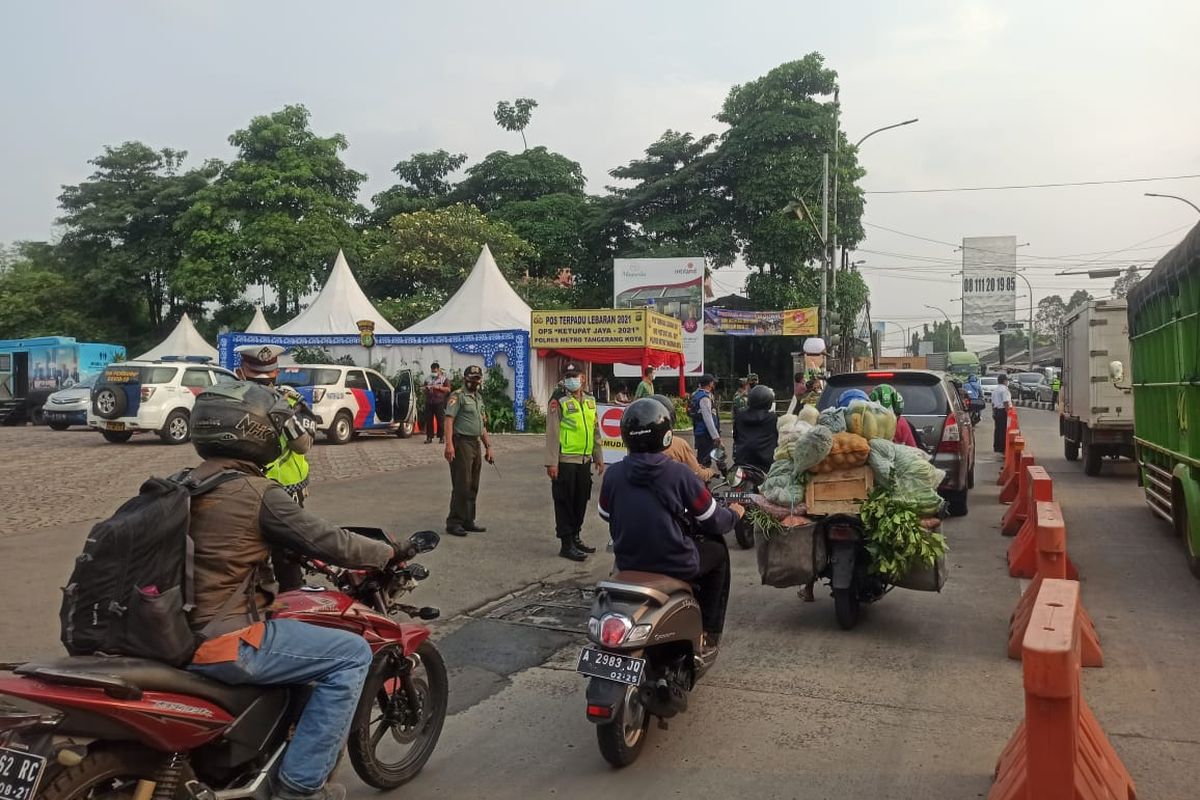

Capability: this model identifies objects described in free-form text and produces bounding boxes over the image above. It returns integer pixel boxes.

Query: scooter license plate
[576,647,645,686]
[0,746,48,800]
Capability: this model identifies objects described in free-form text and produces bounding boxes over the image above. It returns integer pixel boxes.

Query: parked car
[820,370,976,516]
[88,357,239,444]
[1012,372,1052,402]
[42,374,98,430]
[276,364,416,444]
[979,375,999,404]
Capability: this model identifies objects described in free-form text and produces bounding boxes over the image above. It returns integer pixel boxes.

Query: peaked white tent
[137,313,218,362]
[244,306,272,334]
[274,250,399,335]
[404,245,532,334]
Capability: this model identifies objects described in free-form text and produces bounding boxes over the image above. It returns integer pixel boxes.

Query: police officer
[1051,373,1061,405]
[234,344,317,591]
[444,365,493,536]
[545,365,604,561]
[689,373,722,467]
[731,377,750,417]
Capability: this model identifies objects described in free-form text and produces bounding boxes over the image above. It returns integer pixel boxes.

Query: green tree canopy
[0,243,107,340]
[1067,289,1092,311]
[494,98,539,150]
[368,149,467,225]
[1035,294,1067,336]
[179,105,366,315]
[1110,266,1143,299]
[452,147,586,212]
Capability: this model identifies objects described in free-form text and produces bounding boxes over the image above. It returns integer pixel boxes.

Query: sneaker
[271,782,346,800]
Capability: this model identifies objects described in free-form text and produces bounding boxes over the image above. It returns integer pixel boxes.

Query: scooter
[579,532,732,767]
[818,514,887,630]
[708,448,767,550]
[0,529,447,800]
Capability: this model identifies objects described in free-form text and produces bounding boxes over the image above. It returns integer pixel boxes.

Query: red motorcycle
[0,529,447,800]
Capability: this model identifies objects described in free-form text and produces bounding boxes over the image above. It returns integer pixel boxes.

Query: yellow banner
[530,309,684,352]
[782,306,819,336]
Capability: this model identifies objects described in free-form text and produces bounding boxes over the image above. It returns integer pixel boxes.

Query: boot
[558,541,588,561]
[573,536,596,554]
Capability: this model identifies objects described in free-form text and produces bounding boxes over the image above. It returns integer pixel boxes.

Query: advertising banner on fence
[597,403,628,464]
[961,235,1017,335]
[702,306,819,336]
[613,257,704,377]
[530,309,683,352]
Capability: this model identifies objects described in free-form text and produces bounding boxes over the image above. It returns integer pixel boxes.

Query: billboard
[961,236,1017,335]
[613,257,704,377]
[703,306,819,337]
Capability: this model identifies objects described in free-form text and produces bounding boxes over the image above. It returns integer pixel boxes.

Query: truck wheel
[1173,480,1200,580]
[1064,438,1079,462]
[1083,441,1102,476]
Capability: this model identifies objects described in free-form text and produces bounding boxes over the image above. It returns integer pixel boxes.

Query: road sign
[599,406,624,439]
[597,404,628,463]
[993,320,1007,332]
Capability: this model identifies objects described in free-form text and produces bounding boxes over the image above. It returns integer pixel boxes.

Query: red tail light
[599,615,632,647]
[938,412,962,453]
[866,372,895,379]
[140,386,156,402]
[827,523,858,541]
[586,704,613,719]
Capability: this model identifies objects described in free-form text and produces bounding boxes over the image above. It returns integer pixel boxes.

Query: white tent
[244,306,272,334]
[274,250,399,335]
[136,313,219,362]
[401,245,553,402]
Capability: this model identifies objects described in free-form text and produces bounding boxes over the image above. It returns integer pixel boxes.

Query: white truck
[1058,299,1135,475]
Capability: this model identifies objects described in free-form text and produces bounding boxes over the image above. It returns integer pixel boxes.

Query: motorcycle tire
[832,587,860,631]
[596,684,650,768]
[348,640,449,789]
[39,745,168,800]
[734,517,754,550]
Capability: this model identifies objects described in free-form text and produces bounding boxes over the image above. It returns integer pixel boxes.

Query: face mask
[565,377,582,392]
[465,378,481,390]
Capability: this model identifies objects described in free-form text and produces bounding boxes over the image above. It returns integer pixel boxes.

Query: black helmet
[651,393,676,417]
[621,398,673,454]
[191,381,290,466]
[748,384,776,411]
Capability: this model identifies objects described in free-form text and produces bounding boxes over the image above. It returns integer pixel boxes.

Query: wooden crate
[805,466,874,515]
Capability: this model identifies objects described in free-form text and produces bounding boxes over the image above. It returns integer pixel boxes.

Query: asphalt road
[1,412,1197,797]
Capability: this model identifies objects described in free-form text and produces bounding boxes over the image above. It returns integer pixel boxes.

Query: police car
[88,357,239,444]
[276,364,416,444]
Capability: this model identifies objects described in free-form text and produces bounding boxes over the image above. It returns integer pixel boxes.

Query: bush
[524,396,547,433]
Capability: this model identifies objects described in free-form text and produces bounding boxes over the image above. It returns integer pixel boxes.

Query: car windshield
[103,365,177,384]
[1016,373,1043,383]
[819,375,948,416]
[981,377,998,386]
[278,367,342,387]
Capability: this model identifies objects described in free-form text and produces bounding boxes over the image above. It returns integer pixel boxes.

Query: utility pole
[830,89,840,299]
[820,153,829,343]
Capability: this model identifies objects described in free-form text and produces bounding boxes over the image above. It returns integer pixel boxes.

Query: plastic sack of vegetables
[845,400,896,441]
[890,445,946,515]
[817,407,847,433]
[867,438,898,484]
[812,432,871,473]
[798,405,819,426]
[777,413,799,432]
[789,424,833,474]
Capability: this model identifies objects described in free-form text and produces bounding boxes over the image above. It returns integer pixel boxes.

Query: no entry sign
[597,404,628,463]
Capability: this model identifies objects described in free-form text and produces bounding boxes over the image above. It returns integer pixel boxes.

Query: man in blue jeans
[183,382,398,800]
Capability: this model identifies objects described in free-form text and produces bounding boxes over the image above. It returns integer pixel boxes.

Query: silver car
[42,375,97,430]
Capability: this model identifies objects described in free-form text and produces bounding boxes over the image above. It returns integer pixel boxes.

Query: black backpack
[59,468,245,667]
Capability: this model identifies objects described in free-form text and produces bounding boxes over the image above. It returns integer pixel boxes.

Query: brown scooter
[577,541,727,767]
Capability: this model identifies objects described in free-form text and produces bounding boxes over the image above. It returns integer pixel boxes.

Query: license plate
[576,647,645,686]
[101,422,125,432]
[715,491,755,502]
[0,746,48,800]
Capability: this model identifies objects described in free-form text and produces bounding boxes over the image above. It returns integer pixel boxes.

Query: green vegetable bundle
[859,488,948,581]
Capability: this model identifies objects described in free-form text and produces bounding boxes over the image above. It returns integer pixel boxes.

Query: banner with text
[530,309,683,352]
[702,306,819,336]
[961,235,1017,335]
[613,257,704,377]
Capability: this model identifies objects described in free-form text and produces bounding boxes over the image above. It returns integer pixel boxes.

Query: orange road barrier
[1007,468,1077,579]
[999,436,1027,504]
[998,427,1022,486]
[989,579,1133,800]
[1001,452,1038,536]
[1008,501,1099,666]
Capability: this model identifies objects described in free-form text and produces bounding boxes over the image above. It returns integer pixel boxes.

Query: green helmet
[870,383,904,414]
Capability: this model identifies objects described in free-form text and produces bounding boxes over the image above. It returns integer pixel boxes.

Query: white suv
[89,358,238,444]
[276,364,416,444]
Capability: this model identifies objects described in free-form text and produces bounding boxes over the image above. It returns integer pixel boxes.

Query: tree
[358,203,536,328]
[1066,289,1092,311]
[493,98,539,150]
[1035,294,1067,337]
[369,149,467,224]
[56,142,217,332]
[452,147,586,212]
[921,320,966,353]
[179,105,366,315]
[492,193,595,280]
[0,243,105,340]
[1110,266,1143,299]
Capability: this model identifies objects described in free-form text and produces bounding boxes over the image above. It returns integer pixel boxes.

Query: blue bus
[0,336,126,425]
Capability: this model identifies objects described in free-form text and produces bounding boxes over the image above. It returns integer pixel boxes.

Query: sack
[845,400,896,441]
[59,469,244,666]
[891,554,948,592]
[754,522,825,588]
[812,432,871,474]
[790,425,833,474]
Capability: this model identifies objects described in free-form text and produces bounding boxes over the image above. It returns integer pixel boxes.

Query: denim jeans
[189,619,373,794]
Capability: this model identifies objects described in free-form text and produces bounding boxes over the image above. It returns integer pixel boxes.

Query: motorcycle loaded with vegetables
[746,388,950,630]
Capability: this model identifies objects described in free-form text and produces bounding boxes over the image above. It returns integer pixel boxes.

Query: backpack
[59,468,245,667]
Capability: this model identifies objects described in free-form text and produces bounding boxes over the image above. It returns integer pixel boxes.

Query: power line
[864,172,1200,195]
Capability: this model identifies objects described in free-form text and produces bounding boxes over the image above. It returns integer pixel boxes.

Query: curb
[1014,399,1054,411]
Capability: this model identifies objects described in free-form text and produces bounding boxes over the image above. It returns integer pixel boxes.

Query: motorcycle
[708,448,767,550]
[0,529,447,800]
[817,514,887,630]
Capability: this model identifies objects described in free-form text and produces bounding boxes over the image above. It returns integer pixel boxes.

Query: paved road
[1,412,1196,797]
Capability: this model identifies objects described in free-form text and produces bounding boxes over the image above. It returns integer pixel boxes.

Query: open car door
[393,368,415,438]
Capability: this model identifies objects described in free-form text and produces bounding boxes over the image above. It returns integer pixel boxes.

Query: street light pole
[1008,270,1036,371]
[925,305,952,354]
[1144,192,1200,216]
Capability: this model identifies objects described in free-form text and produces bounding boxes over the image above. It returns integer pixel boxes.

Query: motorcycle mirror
[409,530,441,553]
[1109,360,1124,384]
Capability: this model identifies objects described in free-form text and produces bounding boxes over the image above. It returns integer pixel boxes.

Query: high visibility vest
[558,394,597,456]
[266,390,310,491]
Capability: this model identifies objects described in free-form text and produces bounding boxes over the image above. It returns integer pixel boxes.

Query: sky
[3,0,1199,353]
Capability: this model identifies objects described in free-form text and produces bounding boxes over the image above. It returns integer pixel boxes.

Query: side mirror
[1109,360,1125,384]
[409,530,441,554]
